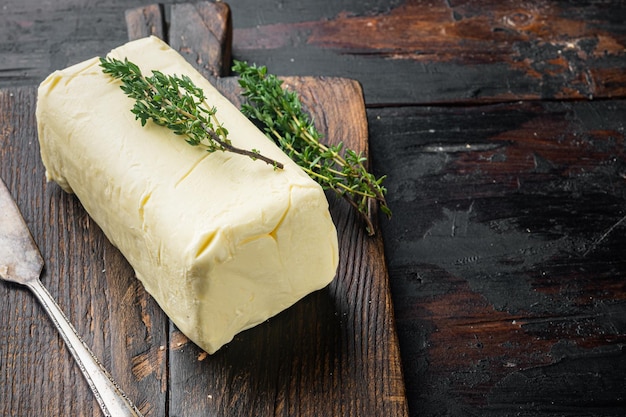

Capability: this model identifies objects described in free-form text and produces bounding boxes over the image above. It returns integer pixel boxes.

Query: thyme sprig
[233,60,391,235]
[99,57,283,169]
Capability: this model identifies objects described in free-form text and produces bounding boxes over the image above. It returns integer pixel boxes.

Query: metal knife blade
[0,177,44,283]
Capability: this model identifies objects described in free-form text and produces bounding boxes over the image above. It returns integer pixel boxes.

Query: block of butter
[36,36,339,354]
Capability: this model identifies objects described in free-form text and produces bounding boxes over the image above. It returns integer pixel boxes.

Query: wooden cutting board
[0,2,408,416]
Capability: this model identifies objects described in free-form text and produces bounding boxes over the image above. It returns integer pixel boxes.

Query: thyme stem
[233,60,391,235]
[99,56,283,170]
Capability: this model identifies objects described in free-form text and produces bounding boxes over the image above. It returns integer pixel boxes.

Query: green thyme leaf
[99,56,283,169]
[233,60,391,235]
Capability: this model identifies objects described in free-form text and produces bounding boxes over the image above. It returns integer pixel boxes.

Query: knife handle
[27,277,144,417]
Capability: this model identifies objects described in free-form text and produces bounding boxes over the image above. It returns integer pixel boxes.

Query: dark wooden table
[2,1,626,416]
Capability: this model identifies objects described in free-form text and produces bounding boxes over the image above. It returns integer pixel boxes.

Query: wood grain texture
[3,1,626,416]
[166,75,407,417]
[125,4,166,41]
[2,1,625,105]
[0,2,408,416]
[129,3,408,416]
[170,1,233,79]
[230,0,626,105]
[368,100,626,416]
[0,87,169,416]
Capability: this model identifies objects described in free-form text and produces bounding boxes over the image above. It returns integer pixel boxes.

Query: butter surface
[36,36,339,354]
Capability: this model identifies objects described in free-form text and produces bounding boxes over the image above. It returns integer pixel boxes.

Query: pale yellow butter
[36,36,339,354]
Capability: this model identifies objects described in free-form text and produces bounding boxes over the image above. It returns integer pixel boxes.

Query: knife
[0,177,144,417]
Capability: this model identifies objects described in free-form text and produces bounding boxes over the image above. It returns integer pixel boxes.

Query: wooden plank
[126,2,233,80]
[368,100,626,416]
[1,0,625,105]
[125,3,408,416]
[167,77,407,417]
[0,2,408,416]
[170,2,233,79]
[229,0,626,105]
[125,4,166,42]
[0,87,169,416]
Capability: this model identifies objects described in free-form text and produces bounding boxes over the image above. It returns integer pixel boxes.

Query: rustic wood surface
[0,2,408,417]
[2,1,626,416]
[370,100,626,416]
